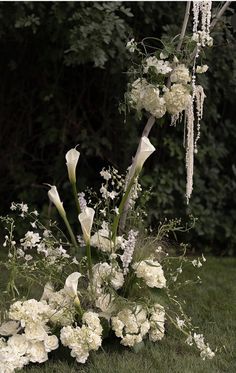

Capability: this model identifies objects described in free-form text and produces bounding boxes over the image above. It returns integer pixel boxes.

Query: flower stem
[112,174,137,246]
[86,242,93,281]
[61,213,78,249]
[71,182,81,214]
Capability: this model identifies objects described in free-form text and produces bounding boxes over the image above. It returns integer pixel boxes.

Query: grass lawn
[15,257,236,373]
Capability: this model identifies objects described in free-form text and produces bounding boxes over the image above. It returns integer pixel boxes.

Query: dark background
[0,2,235,254]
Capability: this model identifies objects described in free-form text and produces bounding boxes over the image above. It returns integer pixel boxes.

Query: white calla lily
[78,207,95,244]
[64,272,82,298]
[127,136,156,181]
[66,148,80,184]
[48,185,66,216]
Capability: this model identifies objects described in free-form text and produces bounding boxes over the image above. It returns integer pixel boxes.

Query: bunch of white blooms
[9,299,51,327]
[60,312,102,364]
[0,303,59,371]
[111,306,150,347]
[148,304,165,342]
[20,231,41,250]
[92,262,124,294]
[130,79,166,119]
[170,64,191,84]
[196,64,208,74]
[126,38,137,53]
[144,56,172,75]
[164,83,190,115]
[186,333,215,360]
[90,221,124,253]
[130,78,149,111]
[132,259,166,288]
[141,85,166,118]
[121,230,138,275]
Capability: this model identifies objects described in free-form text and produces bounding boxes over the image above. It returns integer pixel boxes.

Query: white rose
[44,335,59,352]
[0,321,20,336]
[28,341,48,363]
[24,322,48,341]
[8,334,29,356]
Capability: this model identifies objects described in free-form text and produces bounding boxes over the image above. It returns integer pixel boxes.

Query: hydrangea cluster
[132,259,166,288]
[129,55,192,119]
[60,311,102,363]
[0,300,59,372]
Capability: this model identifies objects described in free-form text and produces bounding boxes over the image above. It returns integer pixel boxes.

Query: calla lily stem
[112,173,137,247]
[72,182,81,214]
[61,213,79,249]
[86,242,93,281]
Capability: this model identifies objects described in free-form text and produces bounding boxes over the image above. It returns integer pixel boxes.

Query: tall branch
[177,1,192,52]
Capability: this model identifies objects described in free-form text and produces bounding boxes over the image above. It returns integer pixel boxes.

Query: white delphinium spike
[185,96,195,204]
[121,230,138,275]
[78,192,87,212]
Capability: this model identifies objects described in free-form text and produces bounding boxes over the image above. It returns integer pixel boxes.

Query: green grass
[16,257,236,373]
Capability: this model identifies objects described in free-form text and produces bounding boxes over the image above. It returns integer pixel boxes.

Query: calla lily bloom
[128,136,156,181]
[64,272,82,298]
[65,148,80,184]
[78,207,95,244]
[48,185,66,216]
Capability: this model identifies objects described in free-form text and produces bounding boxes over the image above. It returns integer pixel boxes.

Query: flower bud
[64,272,82,298]
[65,148,80,184]
[78,207,95,244]
[48,185,66,216]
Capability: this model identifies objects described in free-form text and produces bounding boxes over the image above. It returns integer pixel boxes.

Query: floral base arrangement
[0,1,230,371]
[0,144,214,372]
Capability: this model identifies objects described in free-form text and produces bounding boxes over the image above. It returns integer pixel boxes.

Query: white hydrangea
[170,64,191,84]
[9,299,51,327]
[164,83,190,115]
[111,306,150,347]
[144,56,172,75]
[149,304,165,342]
[60,312,102,364]
[130,78,149,111]
[132,259,166,288]
[141,85,166,118]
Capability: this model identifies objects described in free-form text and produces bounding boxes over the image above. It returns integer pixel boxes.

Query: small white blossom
[126,38,137,53]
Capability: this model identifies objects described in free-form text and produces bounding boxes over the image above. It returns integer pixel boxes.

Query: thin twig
[210,1,232,30]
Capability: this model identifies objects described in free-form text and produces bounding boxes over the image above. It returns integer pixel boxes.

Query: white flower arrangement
[0,140,215,371]
[1,1,230,370]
